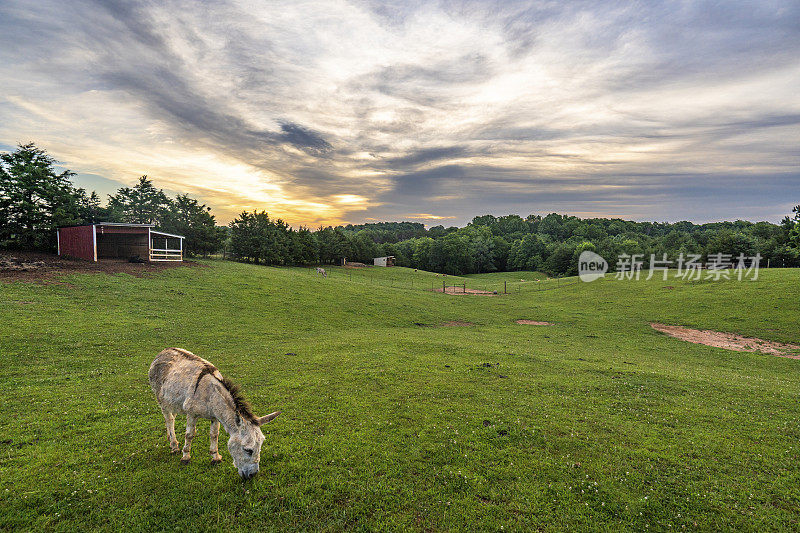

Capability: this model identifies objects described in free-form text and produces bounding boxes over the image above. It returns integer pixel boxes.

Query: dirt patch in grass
[515,320,553,326]
[650,323,800,359]
[433,286,498,295]
[0,251,202,284]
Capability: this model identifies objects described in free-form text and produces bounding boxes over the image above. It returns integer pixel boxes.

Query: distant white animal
[316,267,327,277]
[149,348,281,479]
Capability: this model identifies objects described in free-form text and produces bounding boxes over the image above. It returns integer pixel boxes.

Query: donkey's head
[228,411,281,479]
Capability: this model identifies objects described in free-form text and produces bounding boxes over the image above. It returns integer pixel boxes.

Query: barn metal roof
[58,223,184,238]
[96,222,155,227]
[58,222,154,228]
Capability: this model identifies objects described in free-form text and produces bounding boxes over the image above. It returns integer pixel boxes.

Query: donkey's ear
[256,411,281,425]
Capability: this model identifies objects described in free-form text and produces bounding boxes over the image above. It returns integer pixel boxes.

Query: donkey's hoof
[180,457,191,465]
[211,458,222,465]
[170,448,180,454]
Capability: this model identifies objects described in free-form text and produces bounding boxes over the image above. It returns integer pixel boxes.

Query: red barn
[57,223,184,262]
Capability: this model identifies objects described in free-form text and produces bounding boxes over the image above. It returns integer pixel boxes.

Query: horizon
[1,1,798,227]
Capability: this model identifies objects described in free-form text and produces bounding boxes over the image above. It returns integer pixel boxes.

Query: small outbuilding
[57,223,184,262]
[373,256,395,267]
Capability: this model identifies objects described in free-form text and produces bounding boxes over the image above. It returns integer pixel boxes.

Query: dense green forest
[345,214,800,275]
[2,143,799,274]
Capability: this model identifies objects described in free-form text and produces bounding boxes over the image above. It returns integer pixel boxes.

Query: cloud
[404,213,458,220]
[0,0,798,225]
[391,165,468,197]
[383,146,469,168]
[276,122,333,154]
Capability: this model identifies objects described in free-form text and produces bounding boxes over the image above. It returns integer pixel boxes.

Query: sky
[1,0,798,226]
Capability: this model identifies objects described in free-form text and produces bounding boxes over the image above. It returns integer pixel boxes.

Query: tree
[462,225,496,273]
[291,227,319,264]
[160,194,223,256]
[0,143,82,250]
[509,234,546,271]
[543,243,576,276]
[228,211,307,265]
[75,190,110,223]
[316,226,339,264]
[107,175,171,225]
[783,205,800,249]
[351,231,379,263]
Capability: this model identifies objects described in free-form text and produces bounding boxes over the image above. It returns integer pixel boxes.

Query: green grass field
[1,261,799,531]
[310,266,555,294]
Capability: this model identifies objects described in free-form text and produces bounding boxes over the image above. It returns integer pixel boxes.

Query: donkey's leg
[209,419,222,464]
[181,414,198,464]
[161,407,179,453]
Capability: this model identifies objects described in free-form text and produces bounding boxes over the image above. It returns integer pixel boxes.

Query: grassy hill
[1,260,799,531]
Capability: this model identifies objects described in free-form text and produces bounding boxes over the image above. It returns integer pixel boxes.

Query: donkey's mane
[220,376,257,423]
[173,348,258,424]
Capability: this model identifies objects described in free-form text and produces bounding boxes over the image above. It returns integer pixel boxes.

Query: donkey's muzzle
[240,466,259,480]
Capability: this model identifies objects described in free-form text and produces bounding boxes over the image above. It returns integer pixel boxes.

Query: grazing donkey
[149,348,281,479]
[316,267,327,277]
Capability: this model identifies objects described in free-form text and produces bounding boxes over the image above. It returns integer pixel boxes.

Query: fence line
[302,266,581,295]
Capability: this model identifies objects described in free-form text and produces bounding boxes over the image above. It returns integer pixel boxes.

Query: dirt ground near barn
[0,251,200,284]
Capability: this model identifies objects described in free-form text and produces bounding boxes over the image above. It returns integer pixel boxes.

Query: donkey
[316,267,327,277]
[148,348,281,479]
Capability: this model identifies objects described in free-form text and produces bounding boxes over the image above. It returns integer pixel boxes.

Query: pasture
[1,261,799,531]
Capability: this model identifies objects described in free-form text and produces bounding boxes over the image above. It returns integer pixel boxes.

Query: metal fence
[304,267,581,295]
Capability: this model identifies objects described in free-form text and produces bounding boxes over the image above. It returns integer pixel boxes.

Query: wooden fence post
[504,280,507,294]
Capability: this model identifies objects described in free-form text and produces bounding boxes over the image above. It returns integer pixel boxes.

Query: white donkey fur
[149,348,280,479]
[316,267,327,277]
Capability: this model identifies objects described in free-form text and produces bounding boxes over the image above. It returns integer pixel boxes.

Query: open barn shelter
[57,223,184,262]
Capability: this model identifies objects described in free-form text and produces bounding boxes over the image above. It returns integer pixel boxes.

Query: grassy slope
[319,266,556,293]
[463,270,549,282]
[1,261,799,531]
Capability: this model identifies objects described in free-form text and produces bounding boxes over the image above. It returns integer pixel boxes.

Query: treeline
[385,213,800,275]
[225,210,800,275]
[227,214,387,265]
[0,143,223,256]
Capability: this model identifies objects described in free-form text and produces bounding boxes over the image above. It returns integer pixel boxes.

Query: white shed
[373,256,395,267]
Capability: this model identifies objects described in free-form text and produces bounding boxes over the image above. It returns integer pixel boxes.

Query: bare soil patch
[434,286,498,295]
[515,320,553,326]
[650,323,800,359]
[0,251,201,284]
